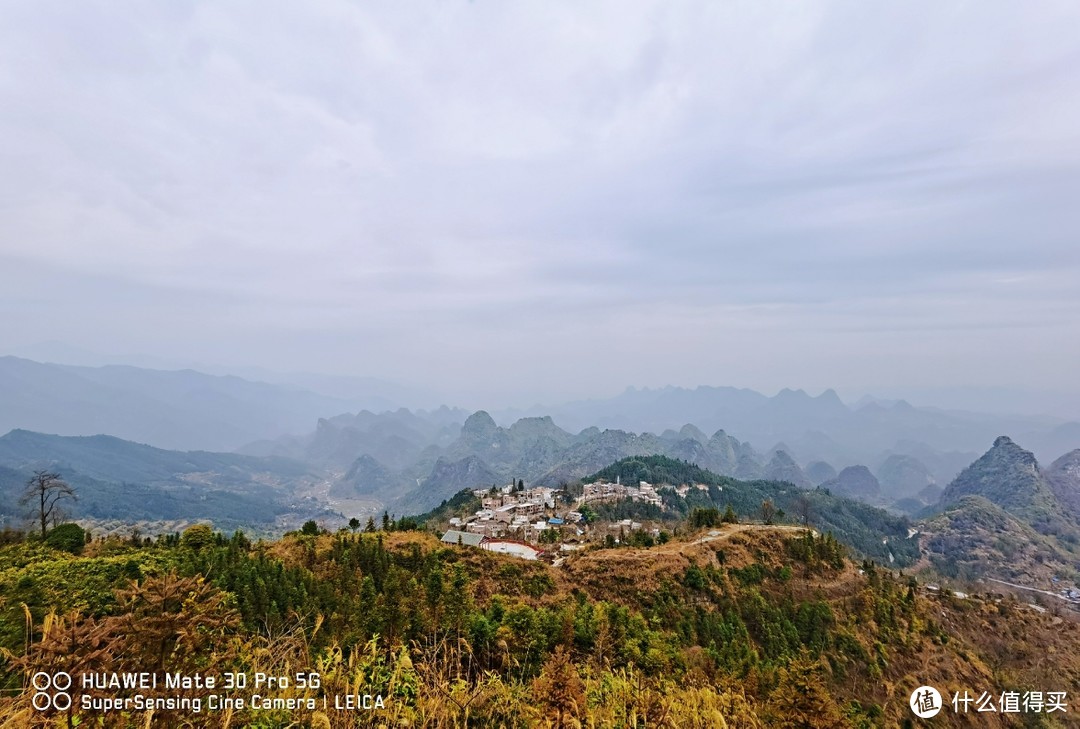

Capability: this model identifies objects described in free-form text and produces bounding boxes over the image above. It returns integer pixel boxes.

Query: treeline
[584,455,734,489]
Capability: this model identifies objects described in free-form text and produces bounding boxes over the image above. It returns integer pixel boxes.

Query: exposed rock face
[678,424,709,443]
[735,452,764,481]
[706,429,739,467]
[508,416,572,448]
[407,455,501,510]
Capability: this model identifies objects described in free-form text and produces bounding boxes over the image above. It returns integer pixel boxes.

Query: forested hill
[0,429,311,484]
[585,454,733,487]
[582,455,919,566]
[2,524,1077,726]
[0,429,322,531]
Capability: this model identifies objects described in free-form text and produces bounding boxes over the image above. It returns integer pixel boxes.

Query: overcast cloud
[1,1,1078,407]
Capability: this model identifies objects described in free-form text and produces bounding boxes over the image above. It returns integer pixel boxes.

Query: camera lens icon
[31,672,72,712]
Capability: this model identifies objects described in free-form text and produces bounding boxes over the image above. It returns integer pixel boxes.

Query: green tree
[45,523,86,554]
[684,563,706,590]
[180,524,216,550]
[301,520,320,536]
[690,507,721,528]
[349,517,361,533]
[767,652,846,727]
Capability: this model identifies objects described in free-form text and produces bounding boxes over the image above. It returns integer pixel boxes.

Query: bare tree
[21,470,76,538]
[794,493,814,528]
[760,498,776,525]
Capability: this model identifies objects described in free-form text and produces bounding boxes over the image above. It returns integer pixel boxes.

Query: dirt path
[657,523,814,553]
[985,577,1080,605]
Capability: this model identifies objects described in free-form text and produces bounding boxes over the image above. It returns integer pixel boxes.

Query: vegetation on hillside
[939,436,1078,543]
[413,488,483,525]
[923,496,1078,586]
[2,519,1077,727]
[0,431,317,531]
[585,456,734,490]
[584,455,919,566]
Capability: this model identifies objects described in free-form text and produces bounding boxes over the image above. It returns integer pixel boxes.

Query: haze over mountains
[2,354,1079,534]
[501,385,1078,465]
[0,356,425,451]
[5,356,1077,461]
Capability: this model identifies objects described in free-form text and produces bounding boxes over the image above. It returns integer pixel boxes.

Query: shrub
[45,523,86,554]
[180,524,216,550]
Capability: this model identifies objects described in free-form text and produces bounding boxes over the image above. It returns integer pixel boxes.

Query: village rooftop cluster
[440,478,680,561]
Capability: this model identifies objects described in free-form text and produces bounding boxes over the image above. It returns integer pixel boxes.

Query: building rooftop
[440,530,486,547]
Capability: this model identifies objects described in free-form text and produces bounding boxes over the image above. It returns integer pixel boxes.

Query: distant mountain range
[302,410,774,512]
[0,356,375,451]
[232,398,1080,517]
[4,356,1077,466]
[499,385,1077,465]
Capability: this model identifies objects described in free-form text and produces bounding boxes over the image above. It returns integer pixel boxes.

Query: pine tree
[767,652,846,728]
[531,645,586,728]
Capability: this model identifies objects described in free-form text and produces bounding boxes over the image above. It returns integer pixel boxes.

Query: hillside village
[440,478,690,560]
[438,471,1080,612]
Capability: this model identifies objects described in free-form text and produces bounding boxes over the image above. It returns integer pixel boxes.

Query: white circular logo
[29,672,72,712]
[910,685,942,718]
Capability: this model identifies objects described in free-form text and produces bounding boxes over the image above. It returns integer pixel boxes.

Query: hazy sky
[2,1,1078,407]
